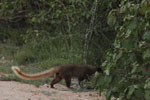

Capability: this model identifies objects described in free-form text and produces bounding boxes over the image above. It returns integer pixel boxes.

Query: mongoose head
[97,67,103,73]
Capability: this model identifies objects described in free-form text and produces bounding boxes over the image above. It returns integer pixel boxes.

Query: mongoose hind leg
[51,73,62,88]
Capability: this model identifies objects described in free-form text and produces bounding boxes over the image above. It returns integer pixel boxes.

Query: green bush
[98,0,150,100]
[15,48,36,64]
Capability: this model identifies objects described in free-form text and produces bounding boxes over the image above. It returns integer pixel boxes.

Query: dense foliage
[1,0,150,99]
[98,0,150,100]
[0,0,115,66]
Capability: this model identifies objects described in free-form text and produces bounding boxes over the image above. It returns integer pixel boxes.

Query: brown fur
[12,64,102,88]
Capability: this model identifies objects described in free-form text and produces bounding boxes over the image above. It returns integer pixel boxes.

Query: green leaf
[106,90,111,100]
[107,14,116,26]
[134,88,143,99]
[31,17,36,22]
[133,31,138,39]
[104,75,112,85]
[141,0,149,14]
[128,20,137,30]
[131,62,139,73]
[125,29,132,38]
[145,90,150,100]
[116,51,123,60]
[123,39,134,49]
[143,31,150,41]
[127,86,135,99]
[131,66,137,73]
[119,5,127,13]
[102,60,108,67]
[143,49,150,59]
[144,79,150,89]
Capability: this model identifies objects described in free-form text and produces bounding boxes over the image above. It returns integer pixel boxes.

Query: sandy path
[0,81,105,100]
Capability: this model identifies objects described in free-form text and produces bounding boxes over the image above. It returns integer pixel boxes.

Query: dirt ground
[0,81,105,100]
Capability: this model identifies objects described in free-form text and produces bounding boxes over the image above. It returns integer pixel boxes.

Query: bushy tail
[11,66,58,80]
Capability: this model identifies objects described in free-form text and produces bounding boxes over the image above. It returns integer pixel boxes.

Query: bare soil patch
[0,81,105,100]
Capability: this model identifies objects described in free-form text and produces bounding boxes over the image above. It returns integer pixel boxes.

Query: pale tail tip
[11,66,20,71]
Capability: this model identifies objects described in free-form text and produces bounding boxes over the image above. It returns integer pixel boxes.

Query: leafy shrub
[15,47,36,64]
[98,0,150,100]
